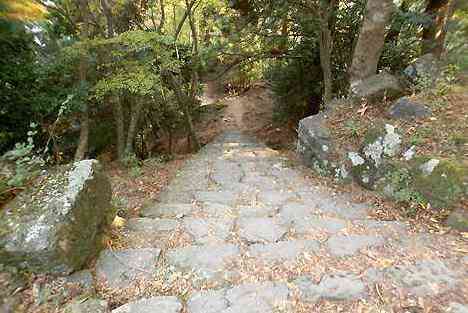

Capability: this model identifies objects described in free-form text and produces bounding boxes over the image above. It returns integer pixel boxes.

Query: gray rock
[387,260,458,296]
[450,303,468,313]
[293,217,347,235]
[237,205,277,218]
[211,160,244,186]
[238,218,288,243]
[112,296,182,313]
[0,160,112,274]
[183,218,234,244]
[166,244,240,284]
[294,272,366,302]
[64,298,108,313]
[279,203,317,222]
[403,53,439,84]
[447,208,468,232]
[141,203,195,218]
[356,220,408,237]
[296,113,334,170]
[95,248,160,288]
[256,190,296,207]
[389,97,432,120]
[66,270,94,293]
[327,234,384,257]
[248,240,320,262]
[127,218,179,232]
[350,72,403,102]
[188,289,228,313]
[202,202,237,217]
[224,281,291,312]
[195,191,238,206]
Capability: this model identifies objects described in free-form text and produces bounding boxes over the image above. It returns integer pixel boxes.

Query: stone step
[112,296,182,313]
[141,202,236,219]
[165,243,241,286]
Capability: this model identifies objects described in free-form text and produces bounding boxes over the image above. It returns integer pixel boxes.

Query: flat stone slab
[247,240,320,262]
[183,218,234,244]
[450,303,468,313]
[95,248,160,288]
[327,234,384,257]
[279,203,318,222]
[292,216,347,235]
[112,296,182,313]
[237,205,278,218]
[195,191,239,206]
[127,218,179,232]
[166,244,240,284]
[238,218,288,243]
[187,281,291,313]
[294,272,366,302]
[188,289,228,313]
[65,298,108,313]
[257,190,297,206]
[202,202,237,217]
[386,260,459,296]
[356,220,408,236]
[141,203,195,218]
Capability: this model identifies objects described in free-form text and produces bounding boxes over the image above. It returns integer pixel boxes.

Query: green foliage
[384,167,425,204]
[1,123,45,188]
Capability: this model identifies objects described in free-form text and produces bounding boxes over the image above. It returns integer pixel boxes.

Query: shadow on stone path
[96,131,467,312]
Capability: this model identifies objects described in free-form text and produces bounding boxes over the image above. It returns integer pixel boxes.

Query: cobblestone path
[96,131,467,313]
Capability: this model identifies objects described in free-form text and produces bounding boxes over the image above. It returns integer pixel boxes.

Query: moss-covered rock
[297,113,335,173]
[446,209,468,232]
[0,160,113,274]
[375,161,425,203]
[411,157,468,208]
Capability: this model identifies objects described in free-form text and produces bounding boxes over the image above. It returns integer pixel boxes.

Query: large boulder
[403,53,439,84]
[349,124,402,189]
[297,113,334,174]
[350,72,403,103]
[388,97,432,120]
[0,160,112,274]
[411,158,468,208]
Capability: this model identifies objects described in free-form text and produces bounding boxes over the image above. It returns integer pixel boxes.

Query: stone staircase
[93,131,467,313]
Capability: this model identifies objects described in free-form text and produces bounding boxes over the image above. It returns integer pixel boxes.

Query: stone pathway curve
[95,131,467,312]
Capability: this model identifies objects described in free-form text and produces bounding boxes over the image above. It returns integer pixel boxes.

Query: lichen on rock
[0,160,113,274]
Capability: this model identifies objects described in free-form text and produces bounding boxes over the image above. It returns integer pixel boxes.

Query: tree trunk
[74,0,90,161]
[422,0,450,57]
[349,0,395,87]
[112,96,125,160]
[186,0,199,101]
[125,100,143,156]
[163,70,200,151]
[319,0,337,106]
[175,0,197,40]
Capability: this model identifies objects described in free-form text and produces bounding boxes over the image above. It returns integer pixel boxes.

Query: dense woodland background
[0,0,467,204]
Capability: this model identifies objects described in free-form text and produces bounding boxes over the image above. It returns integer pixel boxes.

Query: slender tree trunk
[125,100,143,156]
[186,0,199,101]
[163,70,200,151]
[175,0,197,40]
[112,96,126,160]
[422,0,450,56]
[349,0,395,87]
[74,0,90,161]
[319,0,336,105]
[159,0,166,33]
